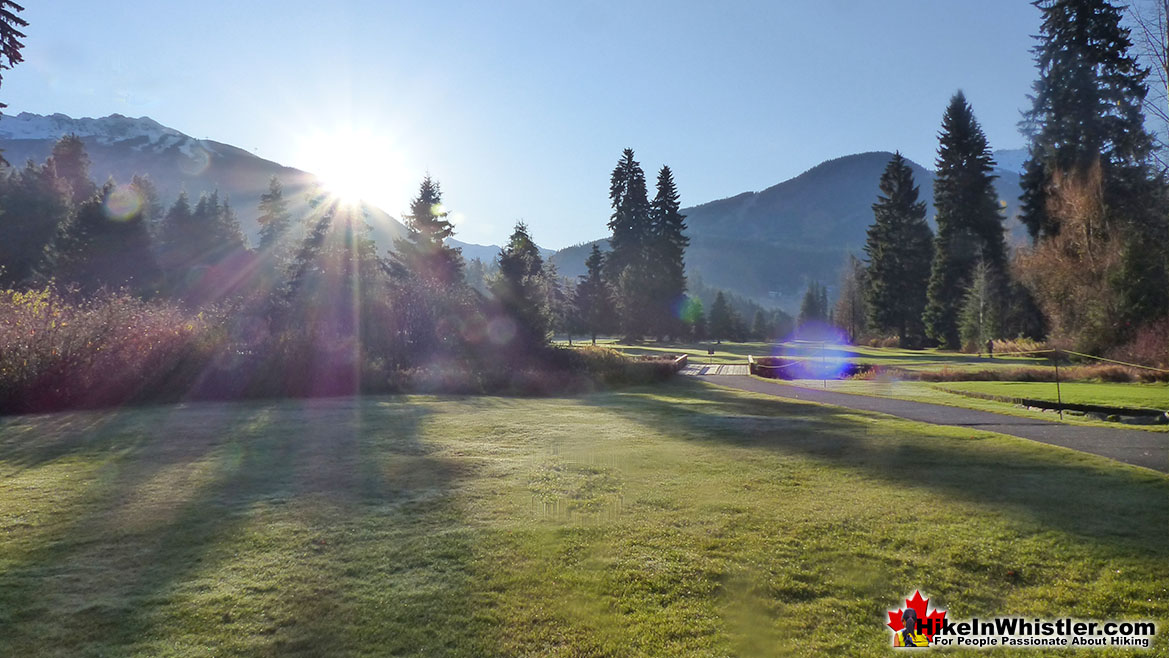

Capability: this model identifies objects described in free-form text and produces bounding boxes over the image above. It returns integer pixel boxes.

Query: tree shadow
[0,395,487,656]
[586,379,1169,558]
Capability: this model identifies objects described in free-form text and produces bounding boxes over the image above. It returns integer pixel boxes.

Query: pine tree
[958,260,1002,351]
[157,191,193,271]
[128,175,163,232]
[1020,0,1169,340]
[492,221,550,349]
[649,165,688,338]
[751,310,769,341]
[681,296,705,340]
[257,176,291,251]
[797,281,829,334]
[1021,0,1157,240]
[47,181,160,294]
[708,291,734,343]
[46,134,96,206]
[2,160,69,286]
[864,152,933,345]
[394,175,463,286]
[606,149,654,340]
[573,244,612,344]
[0,1,26,112]
[924,92,1007,349]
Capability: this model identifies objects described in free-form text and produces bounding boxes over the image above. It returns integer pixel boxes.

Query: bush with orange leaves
[0,286,220,413]
[1014,164,1132,355]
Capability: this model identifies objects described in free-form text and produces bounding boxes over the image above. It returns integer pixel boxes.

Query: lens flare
[178,145,211,176]
[103,184,143,221]
[776,323,853,380]
[487,316,517,345]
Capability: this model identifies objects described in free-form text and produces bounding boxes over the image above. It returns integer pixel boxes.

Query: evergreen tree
[257,175,291,251]
[1019,0,1168,336]
[46,180,160,294]
[1020,0,1157,241]
[393,175,463,286]
[1,160,69,286]
[128,174,163,232]
[157,191,193,274]
[492,221,550,349]
[958,260,1002,351]
[708,291,734,343]
[210,193,247,255]
[751,309,770,341]
[46,134,96,206]
[797,281,829,333]
[0,0,27,112]
[649,165,688,338]
[465,257,490,295]
[606,149,654,339]
[923,92,1007,349]
[681,296,705,340]
[864,152,933,345]
[544,261,572,341]
[573,244,612,344]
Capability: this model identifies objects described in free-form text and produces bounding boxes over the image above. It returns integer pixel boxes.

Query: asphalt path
[699,375,1169,473]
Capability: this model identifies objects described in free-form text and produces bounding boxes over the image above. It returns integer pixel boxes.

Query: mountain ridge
[1,112,1025,312]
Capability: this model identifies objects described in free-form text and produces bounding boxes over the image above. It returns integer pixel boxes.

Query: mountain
[2,113,1023,311]
[0,111,506,256]
[551,150,1027,312]
[992,147,1029,175]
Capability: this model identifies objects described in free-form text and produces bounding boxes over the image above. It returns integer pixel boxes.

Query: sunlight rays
[293,123,414,213]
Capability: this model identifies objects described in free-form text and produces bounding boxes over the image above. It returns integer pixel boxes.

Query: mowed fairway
[0,381,1166,657]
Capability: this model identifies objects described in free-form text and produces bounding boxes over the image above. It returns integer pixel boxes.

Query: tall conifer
[606,149,654,339]
[924,92,1007,349]
[864,152,933,345]
[649,165,688,338]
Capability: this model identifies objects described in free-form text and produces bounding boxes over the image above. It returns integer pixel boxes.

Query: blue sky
[4,1,1042,249]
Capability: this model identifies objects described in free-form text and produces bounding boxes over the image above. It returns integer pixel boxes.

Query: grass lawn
[939,381,1169,412]
[1,381,1166,656]
[771,379,1169,433]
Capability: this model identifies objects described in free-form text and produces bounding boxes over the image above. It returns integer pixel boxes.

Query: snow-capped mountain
[0,111,522,257]
[0,111,411,248]
[0,111,195,152]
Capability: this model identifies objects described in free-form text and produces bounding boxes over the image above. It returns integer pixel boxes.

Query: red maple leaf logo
[887,590,947,641]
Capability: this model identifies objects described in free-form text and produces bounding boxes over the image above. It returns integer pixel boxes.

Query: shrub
[0,286,221,413]
[1107,317,1169,370]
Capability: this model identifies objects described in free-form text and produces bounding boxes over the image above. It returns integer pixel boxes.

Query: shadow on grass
[0,396,491,656]
[588,379,1169,558]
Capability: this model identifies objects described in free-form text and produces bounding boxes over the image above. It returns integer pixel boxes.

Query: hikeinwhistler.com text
[918,617,1157,649]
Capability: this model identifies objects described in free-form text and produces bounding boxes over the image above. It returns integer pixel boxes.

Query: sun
[295,124,413,210]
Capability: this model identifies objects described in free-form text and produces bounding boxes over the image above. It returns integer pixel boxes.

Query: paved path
[699,375,1169,473]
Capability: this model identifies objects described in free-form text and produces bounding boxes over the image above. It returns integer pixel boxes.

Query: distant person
[986,339,993,359]
[894,608,929,647]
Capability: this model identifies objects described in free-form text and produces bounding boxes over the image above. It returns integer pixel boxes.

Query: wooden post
[1052,351,1063,421]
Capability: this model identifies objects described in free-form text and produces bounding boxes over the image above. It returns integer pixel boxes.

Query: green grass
[769,378,1169,432]
[939,381,1169,412]
[1,382,1166,656]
